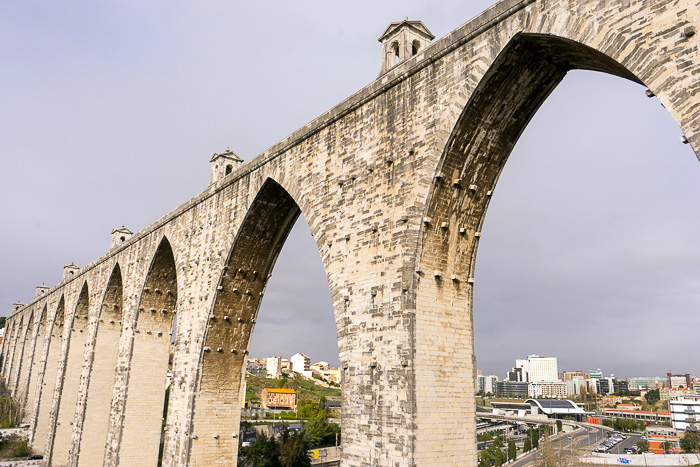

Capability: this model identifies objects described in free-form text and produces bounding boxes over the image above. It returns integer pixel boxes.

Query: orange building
[646,426,681,454]
[261,388,297,410]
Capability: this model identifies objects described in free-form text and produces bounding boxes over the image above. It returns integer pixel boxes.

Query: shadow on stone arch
[33,295,65,451]
[14,309,34,403]
[8,314,26,397]
[7,315,27,392]
[417,32,698,462]
[74,263,123,467]
[116,237,178,466]
[421,32,665,301]
[187,177,337,466]
[24,304,47,420]
[50,281,90,466]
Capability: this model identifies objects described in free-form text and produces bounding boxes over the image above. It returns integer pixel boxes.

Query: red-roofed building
[261,388,297,410]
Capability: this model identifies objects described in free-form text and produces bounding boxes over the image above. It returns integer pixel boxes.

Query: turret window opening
[392,42,400,65]
[225,164,233,175]
[412,40,420,56]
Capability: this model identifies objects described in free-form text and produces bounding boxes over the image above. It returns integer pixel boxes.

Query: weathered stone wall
[2,0,699,466]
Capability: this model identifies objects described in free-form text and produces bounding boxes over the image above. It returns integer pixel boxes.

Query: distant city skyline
[2,1,699,377]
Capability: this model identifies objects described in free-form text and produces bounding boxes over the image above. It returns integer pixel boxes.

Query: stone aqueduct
[2,0,699,465]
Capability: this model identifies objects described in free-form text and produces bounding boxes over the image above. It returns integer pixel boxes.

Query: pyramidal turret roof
[111,224,133,235]
[378,19,434,42]
[210,147,243,163]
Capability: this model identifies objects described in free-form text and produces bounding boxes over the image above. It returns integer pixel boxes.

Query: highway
[509,425,610,467]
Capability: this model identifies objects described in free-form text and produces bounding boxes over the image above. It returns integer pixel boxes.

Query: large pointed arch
[3,320,20,378]
[12,311,34,399]
[24,305,47,421]
[415,33,693,464]
[74,263,123,467]
[7,315,24,394]
[115,237,178,466]
[0,320,14,377]
[187,178,304,466]
[50,281,90,465]
[33,295,65,450]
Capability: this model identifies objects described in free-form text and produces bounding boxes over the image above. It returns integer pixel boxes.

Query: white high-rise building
[266,356,282,379]
[515,358,529,382]
[291,353,312,378]
[477,374,500,394]
[515,354,558,383]
[670,397,700,431]
[528,355,558,382]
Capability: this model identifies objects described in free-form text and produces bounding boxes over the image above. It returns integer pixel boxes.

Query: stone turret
[35,283,49,299]
[378,18,434,75]
[210,147,243,184]
[12,302,23,313]
[63,262,79,281]
[111,225,133,249]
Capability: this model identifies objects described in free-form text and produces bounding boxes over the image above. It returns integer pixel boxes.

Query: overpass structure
[478,413,592,430]
[2,0,699,465]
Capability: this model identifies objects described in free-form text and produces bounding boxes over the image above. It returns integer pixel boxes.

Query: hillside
[245,374,341,404]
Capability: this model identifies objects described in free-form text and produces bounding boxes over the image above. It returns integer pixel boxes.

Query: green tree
[526,428,539,449]
[493,434,504,448]
[507,438,516,461]
[681,431,700,453]
[645,389,660,404]
[478,432,493,442]
[524,437,532,452]
[302,412,340,448]
[556,420,562,433]
[637,439,649,452]
[613,417,640,433]
[297,399,321,420]
[662,440,672,453]
[493,447,505,466]
[279,430,310,467]
[241,432,281,467]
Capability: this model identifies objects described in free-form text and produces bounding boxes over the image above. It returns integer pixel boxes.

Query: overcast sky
[1,1,698,379]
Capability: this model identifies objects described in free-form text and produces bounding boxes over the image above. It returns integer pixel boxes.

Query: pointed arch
[3,319,20,377]
[0,320,13,377]
[6,315,24,393]
[75,263,123,467]
[187,178,302,465]
[13,311,34,399]
[414,33,679,463]
[50,281,90,465]
[25,305,47,421]
[33,295,65,450]
[116,237,178,466]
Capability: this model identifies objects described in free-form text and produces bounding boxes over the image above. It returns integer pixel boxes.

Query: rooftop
[264,388,296,394]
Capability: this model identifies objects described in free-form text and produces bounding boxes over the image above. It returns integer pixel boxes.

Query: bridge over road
[2,0,700,466]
